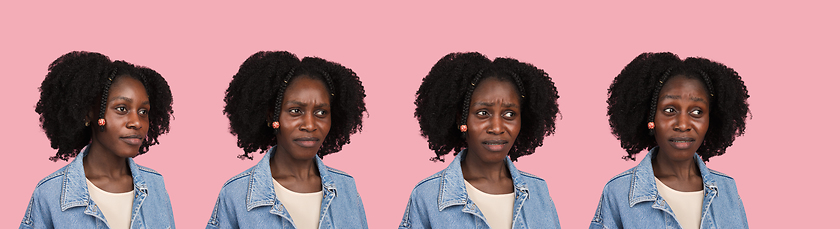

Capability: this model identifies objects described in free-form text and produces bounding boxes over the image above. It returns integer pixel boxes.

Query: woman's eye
[663,108,675,113]
[315,110,328,116]
[690,110,703,115]
[502,111,516,118]
[289,108,302,114]
[476,110,489,117]
[116,107,128,113]
[138,109,148,115]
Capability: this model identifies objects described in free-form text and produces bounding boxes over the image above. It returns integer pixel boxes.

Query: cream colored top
[464,180,515,229]
[273,179,323,229]
[655,177,703,229]
[86,179,134,229]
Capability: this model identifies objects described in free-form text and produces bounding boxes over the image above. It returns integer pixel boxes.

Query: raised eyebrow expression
[473,101,520,108]
[661,95,708,104]
[284,100,330,108]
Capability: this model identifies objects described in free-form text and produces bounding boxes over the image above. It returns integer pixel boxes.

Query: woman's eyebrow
[690,96,708,104]
[472,101,519,108]
[110,96,133,103]
[285,100,329,107]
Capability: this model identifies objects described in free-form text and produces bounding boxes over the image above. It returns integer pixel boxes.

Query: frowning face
[274,76,332,160]
[654,75,710,161]
[465,78,522,163]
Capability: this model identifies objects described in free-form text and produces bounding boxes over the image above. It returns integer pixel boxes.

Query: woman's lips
[669,137,695,150]
[120,135,144,146]
[482,140,509,152]
[294,137,320,148]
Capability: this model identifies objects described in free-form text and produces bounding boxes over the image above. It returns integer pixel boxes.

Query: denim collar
[245,146,337,212]
[59,145,149,221]
[628,147,719,207]
[438,149,530,213]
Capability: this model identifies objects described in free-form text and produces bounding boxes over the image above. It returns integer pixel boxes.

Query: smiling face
[274,76,332,160]
[90,76,150,158]
[464,77,522,163]
[654,75,711,160]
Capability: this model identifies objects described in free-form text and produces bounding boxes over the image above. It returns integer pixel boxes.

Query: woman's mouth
[294,137,320,148]
[669,137,695,150]
[120,135,144,146]
[482,140,509,152]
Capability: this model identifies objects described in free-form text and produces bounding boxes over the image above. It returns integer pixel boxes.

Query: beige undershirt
[273,179,323,229]
[655,177,703,229]
[464,180,514,229]
[86,179,134,229]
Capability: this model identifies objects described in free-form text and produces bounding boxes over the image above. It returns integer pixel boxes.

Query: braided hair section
[98,68,118,132]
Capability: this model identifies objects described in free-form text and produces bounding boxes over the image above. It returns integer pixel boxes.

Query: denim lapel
[506,156,529,226]
[695,152,718,229]
[628,148,661,208]
[60,146,91,211]
[438,150,470,212]
[126,156,148,227]
[314,156,336,228]
[245,147,293,222]
[60,146,107,224]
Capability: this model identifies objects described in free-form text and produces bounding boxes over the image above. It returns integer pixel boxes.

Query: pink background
[1,1,837,228]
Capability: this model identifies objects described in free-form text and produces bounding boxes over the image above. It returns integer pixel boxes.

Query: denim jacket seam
[137,165,162,175]
[325,166,352,177]
[517,170,545,181]
[708,169,734,180]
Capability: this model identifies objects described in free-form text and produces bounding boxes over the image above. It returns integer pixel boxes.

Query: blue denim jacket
[20,146,176,229]
[207,147,368,229]
[399,150,561,229]
[590,147,748,229]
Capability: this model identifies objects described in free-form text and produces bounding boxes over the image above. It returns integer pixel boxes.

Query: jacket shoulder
[34,164,71,188]
[220,165,257,189]
[518,170,546,182]
[707,168,740,191]
[413,170,444,189]
[709,169,735,180]
[325,165,354,179]
[605,167,636,185]
[517,170,551,190]
[136,164,163,176]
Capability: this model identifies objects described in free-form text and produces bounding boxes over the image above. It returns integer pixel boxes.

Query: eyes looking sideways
[103,76,151,130]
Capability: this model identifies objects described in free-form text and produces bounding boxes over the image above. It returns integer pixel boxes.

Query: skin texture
[462,78,521,194]
[84,76,150,193]
[652,75,710,192]
[269,76,331,193]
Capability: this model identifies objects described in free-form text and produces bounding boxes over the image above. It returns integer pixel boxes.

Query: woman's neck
[84,143,133,193]
[461,150,513,194]
[270,148,322,193]
[652,149,703,192]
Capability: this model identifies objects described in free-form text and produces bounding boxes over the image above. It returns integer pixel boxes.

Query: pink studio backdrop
[1,1,837,228]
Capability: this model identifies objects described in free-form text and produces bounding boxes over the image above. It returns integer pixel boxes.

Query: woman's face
[91,76,150,158]
[654,75,710,160]
[465,78,522,163]
[274,76,332,160]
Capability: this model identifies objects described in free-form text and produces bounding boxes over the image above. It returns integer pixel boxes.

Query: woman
[590,52,750,229]
[21,51,176,229]
[207,51,368,229]
[400,52,562,229]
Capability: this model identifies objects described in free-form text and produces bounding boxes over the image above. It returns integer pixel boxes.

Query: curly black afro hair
[36,51,174,161]
[224,51,366,160]
[607,52,750,162]
[415,52,560,162]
